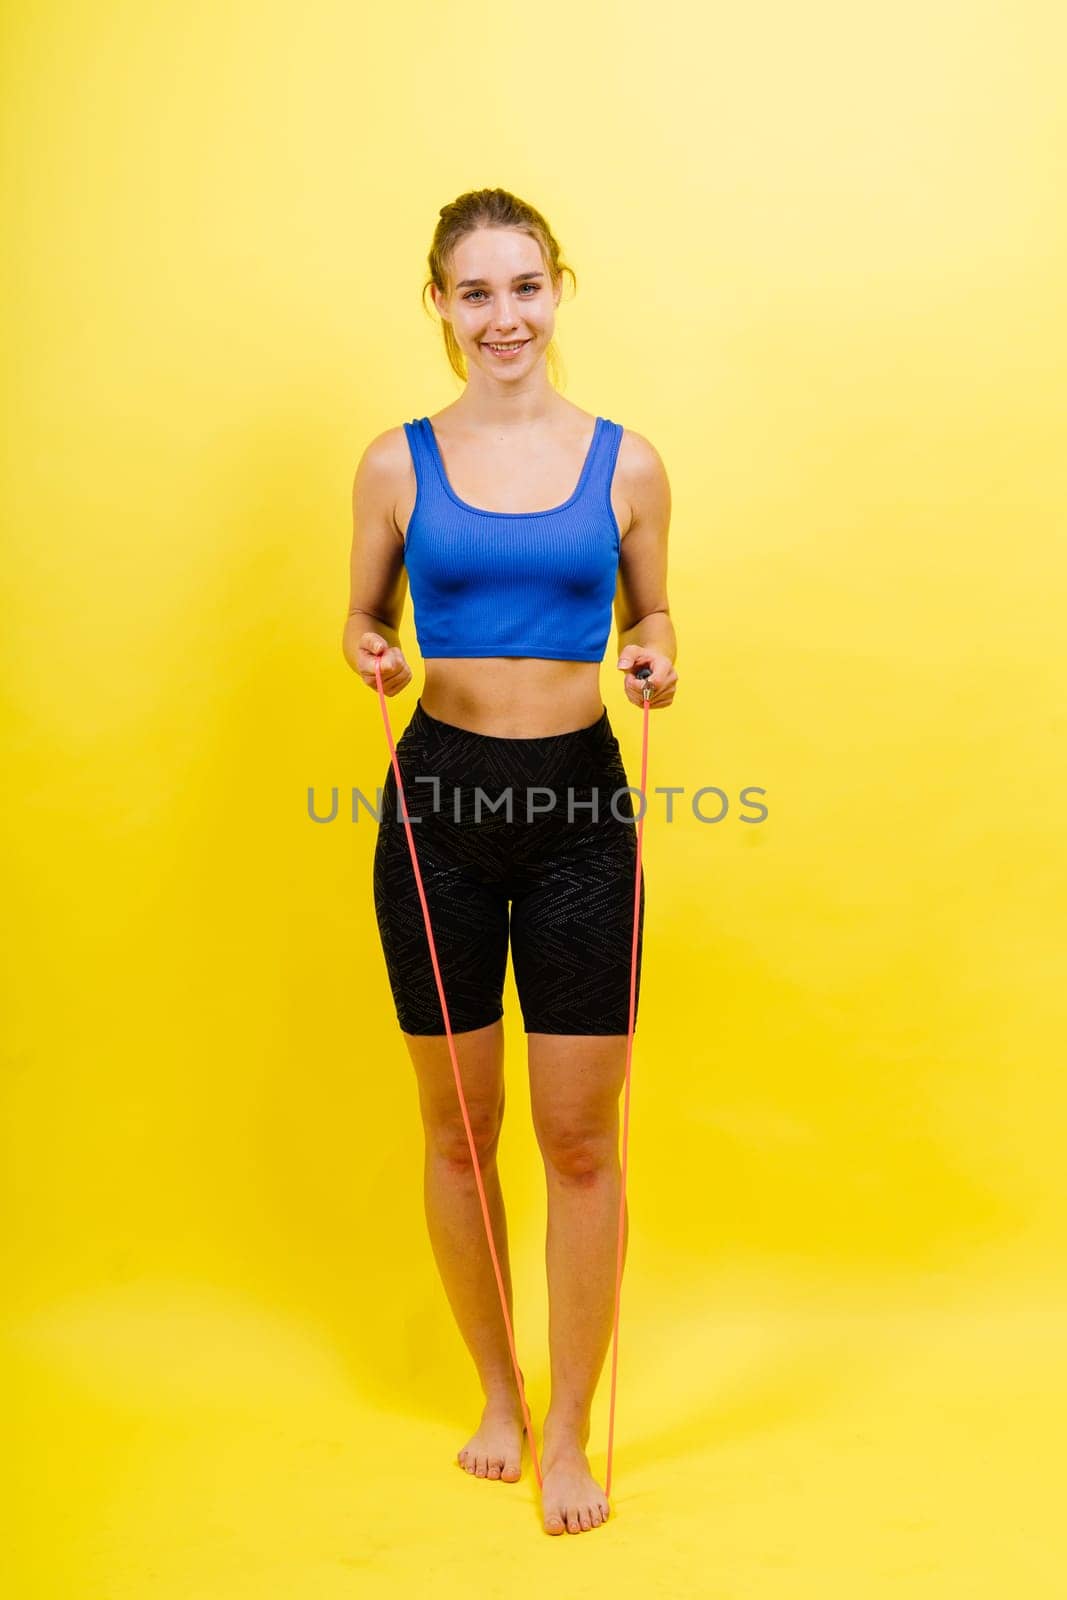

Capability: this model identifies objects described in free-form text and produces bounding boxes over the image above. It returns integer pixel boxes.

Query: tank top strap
[583,417,624,501]
[402,417,439,499]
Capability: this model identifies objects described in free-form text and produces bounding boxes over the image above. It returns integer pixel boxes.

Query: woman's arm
[613,432,678,708]
[342,430,413,695]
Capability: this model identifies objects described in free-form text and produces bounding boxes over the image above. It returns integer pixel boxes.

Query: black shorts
[372,699,645,1036]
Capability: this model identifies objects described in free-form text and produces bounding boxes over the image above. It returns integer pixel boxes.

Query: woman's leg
[528,1031,627,1532]
[405,1017,525,1482]
[507,714,643,1531]
[373,706,524,1477]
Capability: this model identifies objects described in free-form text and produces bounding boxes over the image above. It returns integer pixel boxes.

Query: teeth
[486,342,525,351]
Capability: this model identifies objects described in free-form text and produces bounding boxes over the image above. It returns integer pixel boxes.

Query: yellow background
[4,0,1066,1592]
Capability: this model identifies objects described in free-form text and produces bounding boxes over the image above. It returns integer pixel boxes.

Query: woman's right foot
[457,1395,525,1481]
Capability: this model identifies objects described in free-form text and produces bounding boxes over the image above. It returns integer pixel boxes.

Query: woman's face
[434,227,560,379]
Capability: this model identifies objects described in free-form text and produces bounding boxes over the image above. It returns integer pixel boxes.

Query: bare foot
[456,1396,524,1482]
[540,1436,610,1535]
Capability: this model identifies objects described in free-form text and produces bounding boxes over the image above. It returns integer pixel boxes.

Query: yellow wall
[4,1,1065,1592]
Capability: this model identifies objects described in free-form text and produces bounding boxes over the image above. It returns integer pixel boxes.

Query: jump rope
[373,654,653,1500]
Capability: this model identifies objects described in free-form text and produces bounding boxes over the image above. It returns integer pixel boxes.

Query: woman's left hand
[617,647,678,709]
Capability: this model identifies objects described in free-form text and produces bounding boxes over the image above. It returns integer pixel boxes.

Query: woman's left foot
[540,1436,610,1534]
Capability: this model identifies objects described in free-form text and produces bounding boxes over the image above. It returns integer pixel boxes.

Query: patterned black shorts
[372,698,645,1036]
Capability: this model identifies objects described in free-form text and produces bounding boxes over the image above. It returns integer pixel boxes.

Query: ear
[431,284,450,321]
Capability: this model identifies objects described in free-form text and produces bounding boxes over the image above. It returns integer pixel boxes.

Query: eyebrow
[455,271,545,288]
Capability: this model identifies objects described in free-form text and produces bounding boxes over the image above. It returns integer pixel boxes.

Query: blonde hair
[421,187,577,387]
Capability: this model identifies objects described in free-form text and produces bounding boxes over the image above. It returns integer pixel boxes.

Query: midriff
[420,657,606,738]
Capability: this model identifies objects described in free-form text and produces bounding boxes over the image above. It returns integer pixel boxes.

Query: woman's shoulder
[357,422,419,481]
[614,424,669,495]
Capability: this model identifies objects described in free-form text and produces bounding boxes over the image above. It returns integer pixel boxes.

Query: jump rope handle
[633,664,653,701]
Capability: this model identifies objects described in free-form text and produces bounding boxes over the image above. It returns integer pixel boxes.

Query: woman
[342,187,677,1537]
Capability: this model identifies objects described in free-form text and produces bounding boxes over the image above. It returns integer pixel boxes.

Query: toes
[475,1454,488,1477]
[501,1458,522,1483]
[487,1457,503,1479]
[544,1511,565,1536]
[566,1506,581,1533]
[589,1505,602,1527]
[579,1506,592,1531]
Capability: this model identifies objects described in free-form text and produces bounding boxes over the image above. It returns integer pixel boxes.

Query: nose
[490,298,521,335]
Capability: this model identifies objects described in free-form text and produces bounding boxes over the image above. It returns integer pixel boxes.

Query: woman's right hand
[358,632,413,696]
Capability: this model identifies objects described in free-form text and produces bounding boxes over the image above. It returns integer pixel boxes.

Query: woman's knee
[534,1118,618,1182]
[406,1023,506,1169]
[529,1033,625,1179]
[425,1098,505,1168]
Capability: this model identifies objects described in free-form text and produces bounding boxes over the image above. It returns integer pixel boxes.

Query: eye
[462,283,541,302]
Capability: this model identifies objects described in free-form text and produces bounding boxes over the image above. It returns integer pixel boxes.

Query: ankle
[483,1394,524,1419]
[482,1377,525,1415]
[542,1408,591,1450]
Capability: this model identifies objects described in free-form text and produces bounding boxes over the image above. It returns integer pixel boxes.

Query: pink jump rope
[373,655,653,1499]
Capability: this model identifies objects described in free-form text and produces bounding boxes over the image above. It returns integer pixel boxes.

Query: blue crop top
[400,415,624,662]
